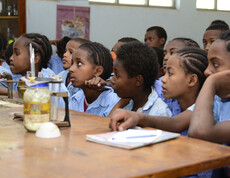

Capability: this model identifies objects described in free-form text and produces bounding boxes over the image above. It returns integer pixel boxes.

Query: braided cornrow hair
[218,29,230,52]
[174,47,208,89]
[21,33,52,70]
[172,38,200,48]
[78,42,113,80]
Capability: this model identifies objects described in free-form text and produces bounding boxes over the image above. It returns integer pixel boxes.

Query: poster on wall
[56,5,90,39]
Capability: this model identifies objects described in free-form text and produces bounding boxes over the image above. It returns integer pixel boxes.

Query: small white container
[35,122,61,138]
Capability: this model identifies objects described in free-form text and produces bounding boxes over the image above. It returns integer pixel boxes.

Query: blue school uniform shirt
[123,87,172,117]
[48,54,64,75]
[58,69,80,97]
[154,78,181,116]
[69,88,120,117]
[213,95,230,123]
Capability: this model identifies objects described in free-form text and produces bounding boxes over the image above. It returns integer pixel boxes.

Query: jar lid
[31,83,48,87]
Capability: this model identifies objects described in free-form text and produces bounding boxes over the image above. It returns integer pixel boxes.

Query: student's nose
[204,43,211,51]
[204,66,212,77]
[9,55,13,62]
[161,74,167,83]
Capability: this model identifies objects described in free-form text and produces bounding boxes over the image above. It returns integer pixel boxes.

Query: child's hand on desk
[109,109,143,131]
[209,70,230,99]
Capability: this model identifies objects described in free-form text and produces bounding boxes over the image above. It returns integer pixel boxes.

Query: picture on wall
[56,5,90,39]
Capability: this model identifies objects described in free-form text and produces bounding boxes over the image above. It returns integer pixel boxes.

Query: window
[196,0,230,11]
[89,0,175,8]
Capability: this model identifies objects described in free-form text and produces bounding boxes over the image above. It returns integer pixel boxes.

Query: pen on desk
[111,134,157,140]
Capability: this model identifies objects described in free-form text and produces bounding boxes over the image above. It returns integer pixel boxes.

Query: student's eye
[210,40,215,44]
[15,52,19,56]
[69,50,74,55]
[150,38,154,41]
[77,61,83,66]
[203,40,207,46]
[213,62,219,68]
[170,51,174,55]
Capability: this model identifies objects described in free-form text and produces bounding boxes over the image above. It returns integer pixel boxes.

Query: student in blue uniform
[68,42,120,117]
[0,33,57,97]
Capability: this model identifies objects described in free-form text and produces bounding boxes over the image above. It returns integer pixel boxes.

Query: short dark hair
[206,24,229,32]
[78,42,113,80]
[146,26,167,42]
[118,37,139,43]
[172,38,200,48]
[116,41,159,89]
[175,47,208,88]
[210,20,229,28]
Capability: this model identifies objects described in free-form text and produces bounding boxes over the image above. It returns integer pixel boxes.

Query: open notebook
[86,128,180,150]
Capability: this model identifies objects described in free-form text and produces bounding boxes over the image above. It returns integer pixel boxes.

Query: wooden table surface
[0,107,230,178]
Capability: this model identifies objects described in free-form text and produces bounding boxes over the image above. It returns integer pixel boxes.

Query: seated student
[0,33,57,97]
[48,36,71,74]
[58,38,90,97]
[156,37,200,116]
[68,42,120,117]
[112,37,139,53]
[112,42,171,116]
[144,26,167,49]
[109,47,208,137]
[188,30,230,143]
[202,24,229,51]
[188,30,230,178]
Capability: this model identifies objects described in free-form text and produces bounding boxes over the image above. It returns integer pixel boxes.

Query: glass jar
[23,83,50,132]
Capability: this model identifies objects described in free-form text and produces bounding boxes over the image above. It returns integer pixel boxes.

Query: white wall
[27,0,230,50]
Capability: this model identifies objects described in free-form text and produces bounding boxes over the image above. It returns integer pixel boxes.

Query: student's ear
[135,75,144,87]
[188,74,198,87]
[95,66,104,77]
[159,38,166,47]
[34,53,41,64]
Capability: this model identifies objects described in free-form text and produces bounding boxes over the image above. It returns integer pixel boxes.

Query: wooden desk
[0,107,230,178]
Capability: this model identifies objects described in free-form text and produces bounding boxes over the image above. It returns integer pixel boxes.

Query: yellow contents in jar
[23,83,50,132]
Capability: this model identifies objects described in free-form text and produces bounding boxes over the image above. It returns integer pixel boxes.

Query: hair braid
[175,47,208,88]
[79,42,113,80]
[22,33,52,70]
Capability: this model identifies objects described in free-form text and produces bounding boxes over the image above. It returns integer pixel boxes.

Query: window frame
[196,0,230,12]
[88,0,176,9]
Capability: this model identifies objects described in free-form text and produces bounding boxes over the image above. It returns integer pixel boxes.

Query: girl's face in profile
[69,48,98,88]
[161,54,190,99]
[62,40,81,70]
[111,59,137,98]
[205,39,230,77]
[9,37,31,76]
[163,40,186,73]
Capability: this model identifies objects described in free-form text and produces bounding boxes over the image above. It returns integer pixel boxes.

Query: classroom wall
[27,0,230,50]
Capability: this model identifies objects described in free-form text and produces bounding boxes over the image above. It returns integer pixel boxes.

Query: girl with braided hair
[68,42,120,117]
[0,33,56,96]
